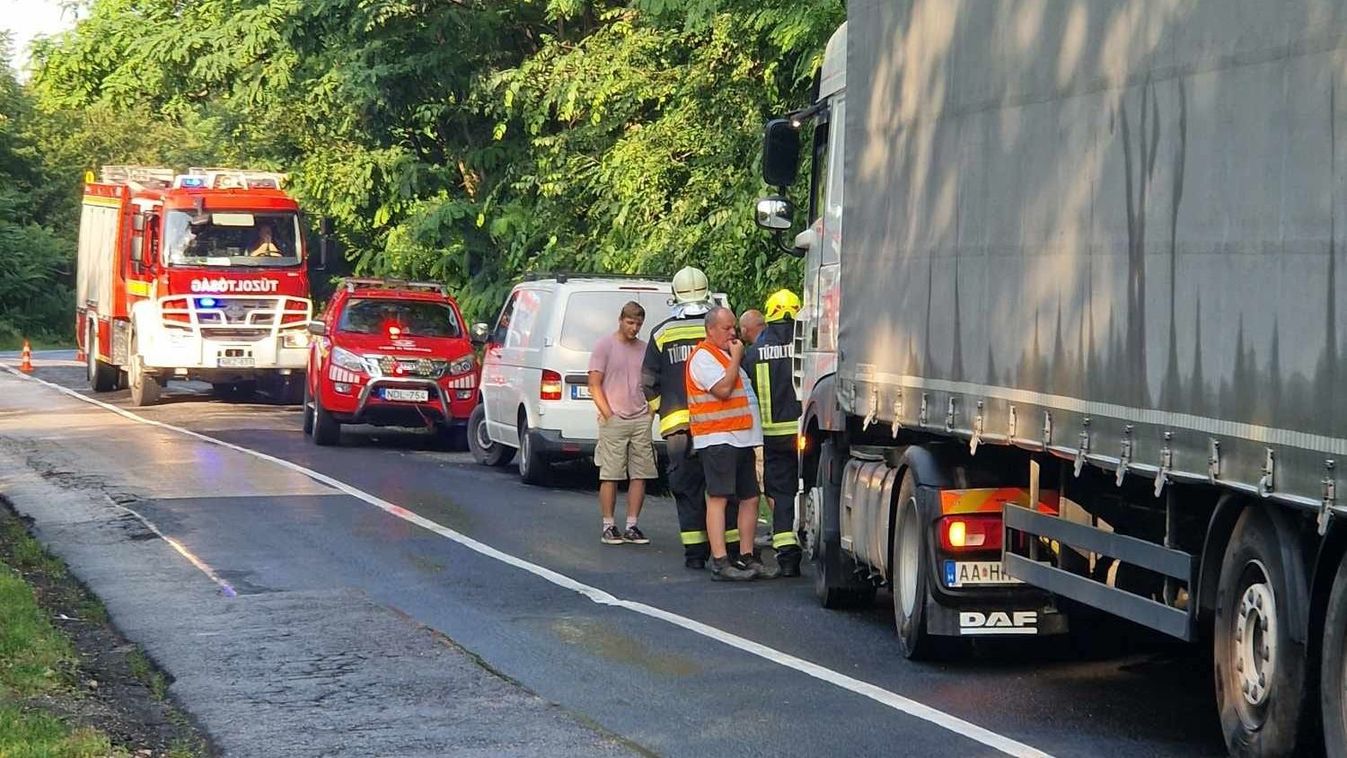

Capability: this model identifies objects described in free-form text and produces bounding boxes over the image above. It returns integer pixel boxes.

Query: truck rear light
[540,369,563,400]
[939,514,1003,553]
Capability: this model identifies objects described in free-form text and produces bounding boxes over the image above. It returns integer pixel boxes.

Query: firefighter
[742,288,804,577]
[642,266,740,569]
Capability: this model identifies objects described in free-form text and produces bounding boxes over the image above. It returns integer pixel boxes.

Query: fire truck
[75,166,314,406]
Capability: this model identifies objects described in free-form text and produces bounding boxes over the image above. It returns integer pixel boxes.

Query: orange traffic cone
[18,340,33,373]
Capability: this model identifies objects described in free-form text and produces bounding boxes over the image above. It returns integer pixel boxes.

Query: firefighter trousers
[666,431,739,561]
[762,436,802,557]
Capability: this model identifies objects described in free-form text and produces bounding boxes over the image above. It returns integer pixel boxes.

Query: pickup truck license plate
[944,560,1022,588]
[571,384,592,400]
[219,356,254,368]
[383,388,429,403]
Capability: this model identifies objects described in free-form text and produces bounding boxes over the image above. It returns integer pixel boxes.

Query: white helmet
[672,266,710,305]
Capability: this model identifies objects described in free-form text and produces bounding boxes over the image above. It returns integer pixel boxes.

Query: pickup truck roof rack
[522,271,668,285]
[341,277,449,297]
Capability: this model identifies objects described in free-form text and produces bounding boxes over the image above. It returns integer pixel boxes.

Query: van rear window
[559,291,668,350]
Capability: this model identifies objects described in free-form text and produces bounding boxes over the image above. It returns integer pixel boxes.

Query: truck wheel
[85,322,117,392]
[302,383,315,436]
[311,392,341,446]
[517,415,551,486]
[810,440,876,609]
[1213,508,1312,757]
[127,341,160,407]
[891,471,935,659]
[1322,553,1347,758]
[467,403,514,466]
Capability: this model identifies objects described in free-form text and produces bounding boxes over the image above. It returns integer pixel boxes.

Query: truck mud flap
[924,596,1068,637]
[1003,504,1196,641]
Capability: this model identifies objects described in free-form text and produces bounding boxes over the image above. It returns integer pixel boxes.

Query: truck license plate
[944,560,1022,588]
[571,384,591,400]
[383,388,429,403]
[219,356,254,368]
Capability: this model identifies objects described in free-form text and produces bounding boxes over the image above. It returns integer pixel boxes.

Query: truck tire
[517,415,551,486]
[1321,553,1347,758]
[311,392,341,446]
[85,321,117,392]
[811,440,876,609]
[467,403,514,467]
[127,340,160,407]
[302,382,315,436]
[891,470,935,659]
[1213,507,1313,757]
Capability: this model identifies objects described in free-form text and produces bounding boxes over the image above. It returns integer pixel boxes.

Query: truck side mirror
[307,320,328,337]
[762,118,801,188]
[754,196,794,231]
[470,322,490,346]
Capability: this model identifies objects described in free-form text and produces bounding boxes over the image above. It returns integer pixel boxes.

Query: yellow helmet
[764,289,801,322]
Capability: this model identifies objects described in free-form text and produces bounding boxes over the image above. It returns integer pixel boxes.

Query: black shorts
[700,444,760,500]
[762,436,798,500]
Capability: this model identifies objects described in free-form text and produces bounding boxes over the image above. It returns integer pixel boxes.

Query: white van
[467,274,675,485]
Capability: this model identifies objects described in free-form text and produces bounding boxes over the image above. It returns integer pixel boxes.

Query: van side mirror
[307,320,327,336]
[762,118,801,188]
[754,196,794,231]
[470,322,490,345]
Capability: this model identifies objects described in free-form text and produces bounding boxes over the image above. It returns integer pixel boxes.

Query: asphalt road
[2,350,1227,757]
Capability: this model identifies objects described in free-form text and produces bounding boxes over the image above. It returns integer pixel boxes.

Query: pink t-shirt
[588,333,649,419]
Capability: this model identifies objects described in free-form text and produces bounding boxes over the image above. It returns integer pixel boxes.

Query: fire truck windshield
[164,211,303,267]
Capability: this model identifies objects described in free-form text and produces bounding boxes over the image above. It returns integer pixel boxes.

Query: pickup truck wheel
[127,340,160,407]
[311,391,341,446]
[467,404,514,466]
[892,471,935,659]
[517,415,551,486]
[1322,553,1347,758]
[811,440,876,609]
[1213,508,1312,757]
[85,321,117,392]
[302,383,315,436]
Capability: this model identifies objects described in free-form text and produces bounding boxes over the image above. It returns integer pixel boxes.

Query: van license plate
[383,388,429,402]
[944,560,1022,587]
[219,356,254,368]
[571,384,591,400]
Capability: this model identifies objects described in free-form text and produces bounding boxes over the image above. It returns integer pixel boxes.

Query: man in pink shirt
[588,301,657,545]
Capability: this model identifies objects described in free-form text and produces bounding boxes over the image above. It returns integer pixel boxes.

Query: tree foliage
[13,0,843,327]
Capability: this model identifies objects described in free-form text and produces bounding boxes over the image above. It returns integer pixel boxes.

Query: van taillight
[540,369,563,400]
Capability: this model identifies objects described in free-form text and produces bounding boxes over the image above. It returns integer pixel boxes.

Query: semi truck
[76,166,314,406]
[754,2,1347,755]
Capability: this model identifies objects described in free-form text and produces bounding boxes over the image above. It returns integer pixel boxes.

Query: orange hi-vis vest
[684,340,754,436]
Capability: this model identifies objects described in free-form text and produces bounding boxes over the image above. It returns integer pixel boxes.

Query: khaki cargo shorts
[596,413,658,481]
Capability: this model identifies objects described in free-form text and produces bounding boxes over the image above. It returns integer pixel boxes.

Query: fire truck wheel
[1213,507,1312,757]
[128,347,160,407]
[311,392,341,446]
[85,321,117,393]
[467,404,514,467]
[1322,552,1347,758]
[812,440,877,609]
[891,470,935,660]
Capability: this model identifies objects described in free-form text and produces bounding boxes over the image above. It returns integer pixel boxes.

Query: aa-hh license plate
[944,560,1023,588]
[383,388,429,403]
[571,384,591,400]
[218,356,254,368]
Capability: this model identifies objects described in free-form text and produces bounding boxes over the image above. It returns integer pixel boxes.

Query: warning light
[179,176,207,188]
[197,297,219,308]
[388,325,402,339]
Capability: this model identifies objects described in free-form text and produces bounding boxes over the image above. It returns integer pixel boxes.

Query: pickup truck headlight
[448,355,475,376]
[331,346,373,375]
[282,330,310,349]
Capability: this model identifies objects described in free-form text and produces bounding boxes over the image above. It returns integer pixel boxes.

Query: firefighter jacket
[743,320,800,438]
[641,312,708,437]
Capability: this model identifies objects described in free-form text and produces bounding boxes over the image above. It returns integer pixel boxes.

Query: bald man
[739,309,766,346]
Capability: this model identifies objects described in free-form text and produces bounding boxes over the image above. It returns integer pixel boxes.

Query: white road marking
[0,364,1052,758]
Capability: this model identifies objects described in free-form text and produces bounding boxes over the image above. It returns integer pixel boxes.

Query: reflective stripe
[680,529,709,545]
[772,531,800,549]
[762,420,796,437]
[126,280,151,297]
[648,396,661,412]
[756,352,795,436]
[659,409,691,434]
[724,529,740,543]
[655,324,706,350]
[83,195,122,209]
[691,402,751,423]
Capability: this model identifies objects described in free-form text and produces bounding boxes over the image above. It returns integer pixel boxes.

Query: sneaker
[711,556,756,582]
[601,525,623,545]
[742,553,781,580]
[622,525,650,544]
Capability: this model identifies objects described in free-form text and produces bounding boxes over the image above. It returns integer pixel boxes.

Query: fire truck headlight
[331,346,371,375]
[448,355,475,376]
[282,330,310,349]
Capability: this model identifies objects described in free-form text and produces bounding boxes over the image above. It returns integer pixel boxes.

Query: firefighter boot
[777,546,803,578]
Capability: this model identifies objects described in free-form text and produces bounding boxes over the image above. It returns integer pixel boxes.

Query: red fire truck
[75,166,314,406]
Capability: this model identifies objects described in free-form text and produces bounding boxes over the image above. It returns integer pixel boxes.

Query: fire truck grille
[375,357,448,379]
[202,329,271,341]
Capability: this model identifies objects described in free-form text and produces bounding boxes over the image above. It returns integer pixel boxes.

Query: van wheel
[311,392,341,446]
[128,339,160,407]
[467,404,514,466]
[892,471,935,659]
[1213,508,1312,757]
[86,321,117,392]
[1322,553,1347,758]
[810,440,876,609]
[517,415,551,486]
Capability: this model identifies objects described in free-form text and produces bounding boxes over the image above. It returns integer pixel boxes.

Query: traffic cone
[19,340,33,373]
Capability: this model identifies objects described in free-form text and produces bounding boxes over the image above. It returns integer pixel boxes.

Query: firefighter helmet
[672,266,711,305]
[765,289,801,322]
